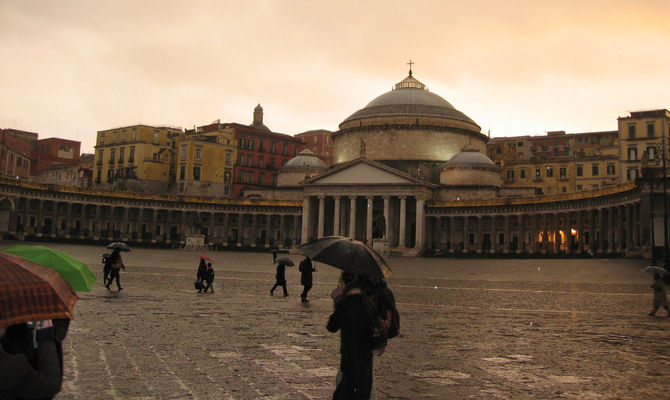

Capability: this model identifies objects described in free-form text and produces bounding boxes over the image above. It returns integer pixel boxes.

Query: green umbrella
[3,245,97,292]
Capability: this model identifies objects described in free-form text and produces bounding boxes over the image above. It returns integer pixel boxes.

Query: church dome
[283,149,328,169]
[440,149,501,187]
[444,149,497,169]
[341,73,478,126]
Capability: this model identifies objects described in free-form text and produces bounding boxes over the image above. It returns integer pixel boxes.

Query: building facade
[295,130,334,166]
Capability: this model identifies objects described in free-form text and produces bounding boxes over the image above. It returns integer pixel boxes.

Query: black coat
[0,335,62,399]
[197,260,207,280]
[327,292,374,400]
[299,259,314,285]
[275,264,286,284]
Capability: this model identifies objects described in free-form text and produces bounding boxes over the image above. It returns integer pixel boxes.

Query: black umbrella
[276,257,295,266]
[294,236,391,278]
[643,266,670,277]
[107,242,131,252]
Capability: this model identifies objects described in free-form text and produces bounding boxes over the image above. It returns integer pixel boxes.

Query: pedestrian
[270,262,289,297]
[203,262,215,293]
[271,247,278,264]
[648,273,670,316]
[102,253,112,287]
[105,249,125,291]
[299,257,316,303]
[196,258,207,293]
[327,272,384,400]
[0,319,69,399]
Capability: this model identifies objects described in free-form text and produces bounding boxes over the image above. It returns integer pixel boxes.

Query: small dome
[445,149,496,169]
[283,149,328,169]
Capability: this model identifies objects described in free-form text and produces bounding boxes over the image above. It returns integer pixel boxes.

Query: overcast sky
[2,0,669,154]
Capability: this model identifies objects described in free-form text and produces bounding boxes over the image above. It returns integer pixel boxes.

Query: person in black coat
[203,262,215,293]
[0,319,69,400]
[196,258,208,292]
[327,272,379,400]
[105,249,125,291]
[299,257,316,303]
[270,262,289,297]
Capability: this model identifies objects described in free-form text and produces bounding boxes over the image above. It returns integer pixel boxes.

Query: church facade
[0,71,661,258]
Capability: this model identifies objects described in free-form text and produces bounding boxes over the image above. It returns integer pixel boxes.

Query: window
[247,155,253,167]
[269,158,275,169]
[559,167,567,179]
[271,175,277,186]
[577,185,583,191]
[628,124,636,139]
[129,147,135,162]
[248,139,254,150]
[109,149,115,163]
[239,138,246,148]
[648,146,657,161]
[195,146,202,161]
[97,150,103,165]
[627,168,639,180]
[648,122,655,137]
[627,147,638,161]
[591,164,599,176]
[224,170,232,183]
[179,165,185,180]
[100,134,105,144]
[258,174,264,185]
[271,142,276,153]
[181,145,187,161]
[193,166,201,180]
[259,141,264,152]
[535,168,541,181]
[258,156,264,168]
[576,165,583,177]
[607,164,615,175]
[546,166,553,177]
[506,170,515,182]
[118,148,125,163]
[225,151,232,166]
[153,130,160,144]
[561,187,567,193]
[131,128,136,141]
[518,142,524,147]
[121,131,126,141]
[520,168,526,179]
[496,147,502,154]
[283,144,288,156]
[113,131,118,142]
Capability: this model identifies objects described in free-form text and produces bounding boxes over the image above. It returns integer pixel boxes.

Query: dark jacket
[275,264,286,284]
[205,266,215,284]
[197,260,207,281]
[327,291,374,400]
[299,258,314,285]
[0,333,62,399]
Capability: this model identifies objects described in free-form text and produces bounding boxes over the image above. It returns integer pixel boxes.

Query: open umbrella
[643,266,670,276]
[294,236,391,278]
[107,242,131,252]
[4,245,97,292]
[0,253,78,328]
[197,254,212,261]
[276,257,295,266]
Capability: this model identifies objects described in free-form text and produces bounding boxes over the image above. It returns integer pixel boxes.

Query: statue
[373,214,386,239]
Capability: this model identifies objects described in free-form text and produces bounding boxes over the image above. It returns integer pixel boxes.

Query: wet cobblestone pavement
[2,241,668,399]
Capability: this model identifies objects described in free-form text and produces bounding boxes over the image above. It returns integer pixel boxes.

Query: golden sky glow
[1,0,669,153]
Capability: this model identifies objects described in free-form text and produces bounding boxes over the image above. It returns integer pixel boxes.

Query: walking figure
[196,258,207,293]
[203,263,215,293]
[102,253,112,287]
[271,247,278,264]
[270,262,289,297]
[649,273,670,316]
[299,257,316,303]
[105,249,124,291]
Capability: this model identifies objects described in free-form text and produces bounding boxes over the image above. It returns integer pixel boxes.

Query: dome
[283,149,328,169]
[445,149,497,169]
[341,73,478,126]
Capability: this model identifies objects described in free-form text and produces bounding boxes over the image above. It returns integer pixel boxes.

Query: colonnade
[425,203,642,255]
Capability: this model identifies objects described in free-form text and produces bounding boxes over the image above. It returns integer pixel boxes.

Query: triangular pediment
[305,158,421,185]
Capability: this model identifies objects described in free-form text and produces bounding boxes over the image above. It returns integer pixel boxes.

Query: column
[463,216,470,252]
[237,213,244,246]
[529,214,536,252]
[578,211,585,253]
[383,196,390,240]
[366,197,373,244]
[317,196,325,239]
[554,213,561,253]
[265,214,272,247]
[138,208,145,240]
[65,203,72,235]
[415,197,425,251]
[37,200,44,236]
[608,207,615,252]
[293,215,301,247]
[490,216,497,253]
[449,216,456,252]
[123,207,130,237]
[349,197,357,239]
[398,196,406,248]
[222,213,229,245]
[251,213,259,247]
[209,212,216,245]
[476,216,483,253]
[504,215,511,253]
[301,197,310,244]
[333,196,341,236]
[278,215,286,247]
[598,209,605,253]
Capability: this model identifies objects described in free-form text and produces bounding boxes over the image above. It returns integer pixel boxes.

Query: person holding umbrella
[271,257,293,297]
[649,273,670,317]
[105,249,125,291]
[299,257,316,303]
[196,257,208,293]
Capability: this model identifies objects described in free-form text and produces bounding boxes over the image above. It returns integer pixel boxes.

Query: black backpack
[377,285,400,339]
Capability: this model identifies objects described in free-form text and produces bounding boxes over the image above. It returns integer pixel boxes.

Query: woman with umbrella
[270,257,293,297]
[105,248,125,291]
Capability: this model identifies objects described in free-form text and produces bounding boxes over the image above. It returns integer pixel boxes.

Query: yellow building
[176,125,237,197]
[93,124,181,193]
[617,109,670,182]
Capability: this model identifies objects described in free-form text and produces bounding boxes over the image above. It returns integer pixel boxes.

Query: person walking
[299,257,316,303]
[270,262,289,297]
[327,272,382,400]
[271,247,278,264]
[102,253,112,287]
[196,258,207,293]
[648,273,670,316]
[105,249,125,291]
[203,262,215,293]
